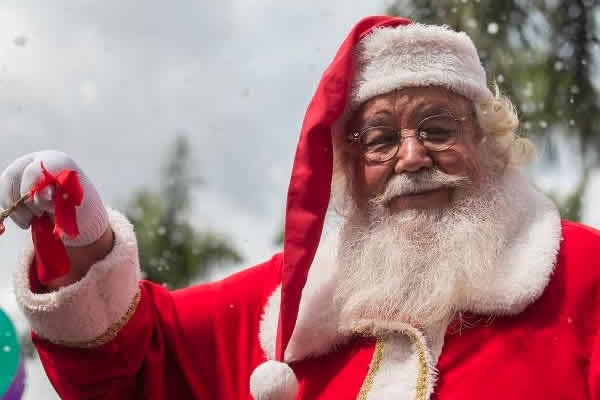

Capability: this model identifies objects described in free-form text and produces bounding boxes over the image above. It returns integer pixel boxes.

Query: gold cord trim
[51,291,141,349]
[400,329,429,400]
[356,338,385,400]
[354,328,431,400]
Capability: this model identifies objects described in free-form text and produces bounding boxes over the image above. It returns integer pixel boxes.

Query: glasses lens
[417,114,460,151]
[361,126,399,163]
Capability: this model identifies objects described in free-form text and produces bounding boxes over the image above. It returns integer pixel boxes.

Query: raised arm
[0,151,205,399]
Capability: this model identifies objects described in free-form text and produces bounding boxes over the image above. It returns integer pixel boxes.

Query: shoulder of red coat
[560,220,600,253]
[562,219,600,235]
[553,220,600,290]
[211,252,283,299]
[171,252,283,311]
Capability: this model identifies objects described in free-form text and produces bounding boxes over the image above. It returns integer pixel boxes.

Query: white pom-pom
[250,360,299,400]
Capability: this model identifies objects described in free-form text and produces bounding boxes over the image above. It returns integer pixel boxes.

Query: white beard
[334,168,519,329]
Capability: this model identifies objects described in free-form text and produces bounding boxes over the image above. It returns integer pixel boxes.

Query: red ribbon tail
[31,215,71,284]
[27,164,83,284]
[53,169,83,238]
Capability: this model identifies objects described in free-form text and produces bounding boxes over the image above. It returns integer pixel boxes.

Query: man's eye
[362,128,397,147]
[418,128,454,143]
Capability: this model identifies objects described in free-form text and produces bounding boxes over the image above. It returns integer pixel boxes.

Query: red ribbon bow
[29,162,83,284]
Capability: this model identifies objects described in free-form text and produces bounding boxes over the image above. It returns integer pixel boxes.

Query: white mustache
[371,170,470,206]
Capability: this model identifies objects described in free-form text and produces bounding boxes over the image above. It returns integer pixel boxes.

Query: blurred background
[0,1,598,398]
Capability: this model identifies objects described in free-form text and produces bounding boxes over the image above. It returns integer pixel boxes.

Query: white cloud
[80,80,98,105]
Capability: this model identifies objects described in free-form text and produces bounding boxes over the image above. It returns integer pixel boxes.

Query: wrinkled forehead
[350,86,475,126]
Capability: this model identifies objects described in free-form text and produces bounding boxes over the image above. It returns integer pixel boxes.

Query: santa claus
[1,15,599,400]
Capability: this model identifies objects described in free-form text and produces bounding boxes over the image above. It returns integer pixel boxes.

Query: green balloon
[0,308,20,396]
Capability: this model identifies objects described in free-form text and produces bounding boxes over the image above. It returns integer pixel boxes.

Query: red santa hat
[250,15,492,400]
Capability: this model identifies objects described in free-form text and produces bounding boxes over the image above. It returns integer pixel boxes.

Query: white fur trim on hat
[352,23,494,107]
[250,360,299,400]
[13,208,141,345]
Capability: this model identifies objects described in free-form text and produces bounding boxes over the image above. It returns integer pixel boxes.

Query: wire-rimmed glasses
[347,112,467,163]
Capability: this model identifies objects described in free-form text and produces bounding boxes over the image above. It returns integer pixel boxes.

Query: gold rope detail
[51,291,141,349]
[354,327,431,400]
[401,329,429,400]
[356,338,385,400]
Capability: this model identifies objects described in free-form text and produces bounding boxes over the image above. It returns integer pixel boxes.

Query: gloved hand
[0,150,109,247]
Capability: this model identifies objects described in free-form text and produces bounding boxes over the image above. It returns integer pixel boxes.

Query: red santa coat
[12,170,600,399]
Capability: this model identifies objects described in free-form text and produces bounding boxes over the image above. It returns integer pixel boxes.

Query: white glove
[0,150,109,247]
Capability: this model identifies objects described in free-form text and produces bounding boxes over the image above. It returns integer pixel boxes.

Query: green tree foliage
[126,135,242,288]
[387,0,599,153]
[274,225,284,247]
[387,0,599,220]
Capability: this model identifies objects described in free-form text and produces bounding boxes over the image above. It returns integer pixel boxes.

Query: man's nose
[393,134,433,173]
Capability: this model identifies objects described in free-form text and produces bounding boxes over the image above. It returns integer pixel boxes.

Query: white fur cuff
[13,209,141,346]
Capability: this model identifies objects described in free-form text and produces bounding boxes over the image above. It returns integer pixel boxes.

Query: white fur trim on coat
[464,171,562,315]
[350,320,446,400]
[13,209,141,345]
[259,234,345,362]
[352,23,494,107]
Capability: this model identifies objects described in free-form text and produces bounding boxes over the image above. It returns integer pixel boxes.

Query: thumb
[31,185,55,215]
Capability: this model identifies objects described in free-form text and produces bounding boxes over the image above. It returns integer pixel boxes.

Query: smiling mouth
[393,187,446,200]
[388,187,451,210]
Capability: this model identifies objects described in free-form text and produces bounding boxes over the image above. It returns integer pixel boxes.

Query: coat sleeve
[574,222,600,399]
[590,269,600,399]
[12,209,213,399]
[592,327,600,399]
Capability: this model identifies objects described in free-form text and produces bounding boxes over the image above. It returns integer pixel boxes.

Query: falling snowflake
[487,22,499,35]
[13,35,27,47]
[522,102,536,113]
[522,82,533,98]
[554,61,564,71]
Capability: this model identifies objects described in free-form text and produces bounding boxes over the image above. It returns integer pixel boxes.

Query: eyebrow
[414,103,456,119]
[360,111,393,130]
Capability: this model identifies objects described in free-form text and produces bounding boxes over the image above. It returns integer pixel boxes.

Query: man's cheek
[436,149,477,178]
[362,165,393,196]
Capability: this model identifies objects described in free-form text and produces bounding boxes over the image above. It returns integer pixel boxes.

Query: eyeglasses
[347,112,468,164]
